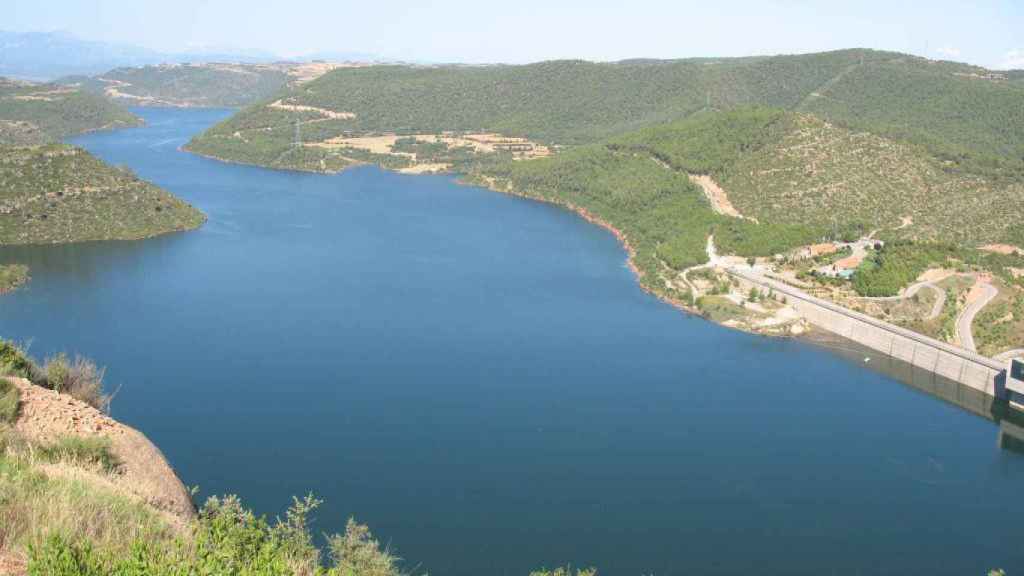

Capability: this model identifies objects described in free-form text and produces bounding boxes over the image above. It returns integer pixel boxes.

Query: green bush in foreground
[0,340,40,380]
[0,377,19,423]
[27,495,403,576]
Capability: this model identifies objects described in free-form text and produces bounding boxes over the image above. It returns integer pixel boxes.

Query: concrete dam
[726,268,1024,408]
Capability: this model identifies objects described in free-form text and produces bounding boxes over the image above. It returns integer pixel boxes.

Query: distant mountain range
[0,30,378,80]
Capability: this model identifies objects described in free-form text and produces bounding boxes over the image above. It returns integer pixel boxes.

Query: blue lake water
[1,107,1022,575]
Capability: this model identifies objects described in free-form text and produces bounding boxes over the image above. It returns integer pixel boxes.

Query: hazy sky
[8,0,1024,69]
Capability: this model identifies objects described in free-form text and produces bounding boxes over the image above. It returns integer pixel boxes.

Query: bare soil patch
[689,174,751,220]
[918,268,957,283]
[268,100,356,119]
[398,163,450,174]
[980,243,1023,255]
[834,253,864,270]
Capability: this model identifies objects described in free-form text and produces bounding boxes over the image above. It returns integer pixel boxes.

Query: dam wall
[726,268,1010,399]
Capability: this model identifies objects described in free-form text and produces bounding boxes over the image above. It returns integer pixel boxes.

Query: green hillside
[188,49,1024,180]
[0,144,205,245]
[186,50,877,165]
[798,56,1024,178]
[0,78,140,145]
[617,109,1024,246]
[61,63,293,108]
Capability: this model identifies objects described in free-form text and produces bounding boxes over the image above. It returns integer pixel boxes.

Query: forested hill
[0,144,205,244]
[59,62,357,108]
[189,49,1024,179]
[0,78,204,247]
[0,77,140,145]
[610,109,1024,246]
[60,63,293,108]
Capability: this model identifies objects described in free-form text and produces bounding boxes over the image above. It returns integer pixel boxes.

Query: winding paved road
[956,281,998,353]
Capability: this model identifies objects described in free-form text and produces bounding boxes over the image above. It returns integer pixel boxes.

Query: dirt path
[955,278,998,352]
[268,100,356,119]
[688,174,754,221]
[679,236,719,293]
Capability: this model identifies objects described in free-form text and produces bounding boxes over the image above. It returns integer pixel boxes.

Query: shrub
[0,340,41,381]
[27,495,405,576]
[27,535,107,576]
[328,518,401,576]
[36,436,121,473]
[45,353,71,392]
[0,378,19,424]
[530,567,597,576]
[42,354,110,413]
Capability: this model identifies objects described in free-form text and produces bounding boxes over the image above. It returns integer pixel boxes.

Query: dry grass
[0,429,176,567]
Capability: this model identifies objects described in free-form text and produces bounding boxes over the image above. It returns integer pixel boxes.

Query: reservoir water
[1,108,1022,575]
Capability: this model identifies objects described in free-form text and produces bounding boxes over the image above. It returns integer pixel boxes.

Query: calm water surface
[1,108,1022,575]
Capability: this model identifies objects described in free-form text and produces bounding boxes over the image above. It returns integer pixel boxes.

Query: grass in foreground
[0,436,173,566]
